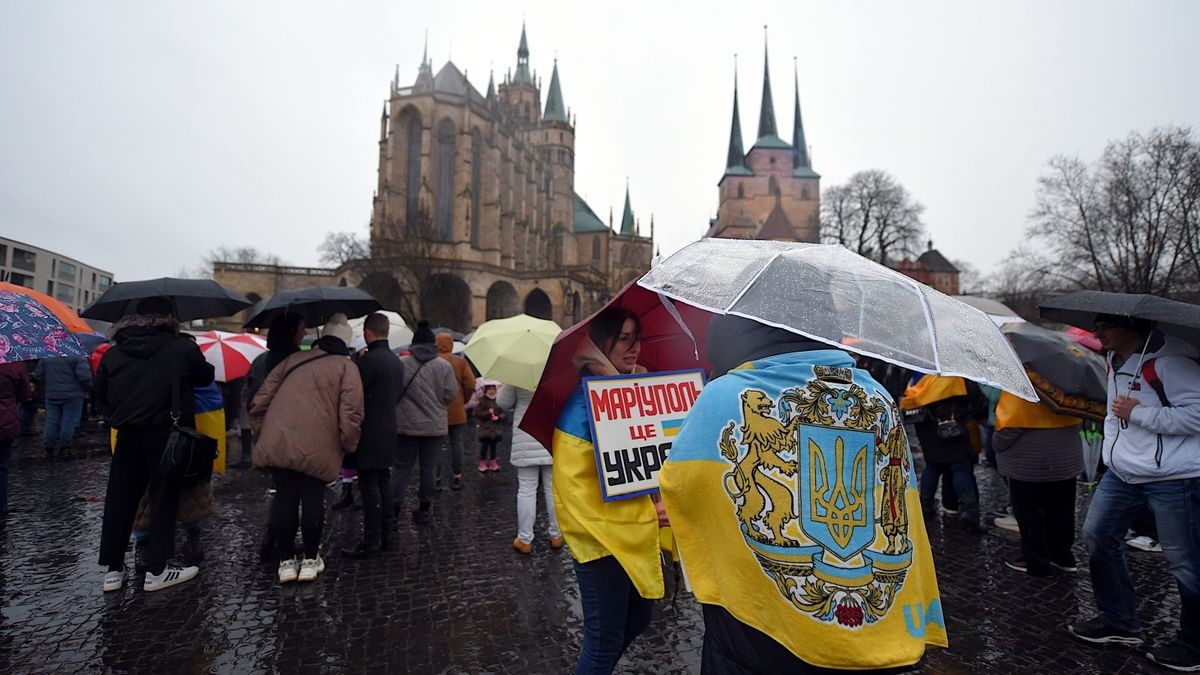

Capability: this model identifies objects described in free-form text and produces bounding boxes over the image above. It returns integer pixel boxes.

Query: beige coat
[250,348,364,482]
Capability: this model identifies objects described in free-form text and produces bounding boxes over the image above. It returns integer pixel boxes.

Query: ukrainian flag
[661,418,684,437]
[110,382,226,475]
[661,350,947,669]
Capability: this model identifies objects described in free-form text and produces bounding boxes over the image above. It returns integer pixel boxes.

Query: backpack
[1140,357,1200,408]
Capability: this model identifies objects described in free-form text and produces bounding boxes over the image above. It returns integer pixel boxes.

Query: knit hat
[322,313,353,344]
[412,320,436,345]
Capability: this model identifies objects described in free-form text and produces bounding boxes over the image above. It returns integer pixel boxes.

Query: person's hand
[655,500,670,527]
[1112,396,1141,421]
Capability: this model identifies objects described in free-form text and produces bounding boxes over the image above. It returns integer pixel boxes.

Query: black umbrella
[1039,291,1200,346]
[1002,322,1108,421]
[243,286,382,329]
[82,277,253,322]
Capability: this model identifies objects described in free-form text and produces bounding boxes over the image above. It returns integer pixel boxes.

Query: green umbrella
[463,314,562,391]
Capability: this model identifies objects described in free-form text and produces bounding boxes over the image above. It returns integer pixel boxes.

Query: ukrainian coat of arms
[719,365,913,628]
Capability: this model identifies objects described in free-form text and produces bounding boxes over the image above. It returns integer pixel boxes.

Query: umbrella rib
[656,292,701,361]
[913,283,942,371]
[724,251,786,312]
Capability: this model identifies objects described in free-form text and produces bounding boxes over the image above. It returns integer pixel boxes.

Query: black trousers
[98,424,181,573]
[392,435,443,512]
[480,437,500,461]
[357,467,393,547]
[1010,477,1077,575]
[270,468,326,559]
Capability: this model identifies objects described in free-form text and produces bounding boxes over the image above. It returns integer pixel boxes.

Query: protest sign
[584,369,706,501]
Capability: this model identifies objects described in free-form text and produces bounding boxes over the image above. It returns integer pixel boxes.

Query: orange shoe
[548,536,564,549]
[513,537,532,554]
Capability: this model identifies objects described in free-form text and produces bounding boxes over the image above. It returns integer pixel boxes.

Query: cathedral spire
[620,183,635,236]
[757,27,778,140]
[486,70,496,102]
[725,59,749,174]
[543,60,567,123]
[792,58,811,170]
[514,23,533,85]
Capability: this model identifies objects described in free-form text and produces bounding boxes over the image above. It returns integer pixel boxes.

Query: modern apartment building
[0,236,114,314]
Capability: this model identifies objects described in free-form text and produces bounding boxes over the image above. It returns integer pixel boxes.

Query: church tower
[707,33,820,242]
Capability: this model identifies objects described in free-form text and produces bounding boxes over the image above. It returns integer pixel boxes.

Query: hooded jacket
[1104,332,1200,484]
[250,339,364,482]
[396,342,458,437]
[33,355,92,400]
[435,332,475,426]
[94,315,214,428]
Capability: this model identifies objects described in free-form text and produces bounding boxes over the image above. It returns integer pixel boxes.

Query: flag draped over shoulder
[109,382,226,475]
[661,350,947,669]
[900,374,967,410]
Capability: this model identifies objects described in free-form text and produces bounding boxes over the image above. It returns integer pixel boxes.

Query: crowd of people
[1,295,1198,673]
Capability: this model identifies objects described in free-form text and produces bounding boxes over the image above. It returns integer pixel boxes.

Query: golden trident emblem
[809,436,869,549]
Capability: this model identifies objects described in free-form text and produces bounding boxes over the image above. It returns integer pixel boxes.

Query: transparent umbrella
[638,238,1036,400]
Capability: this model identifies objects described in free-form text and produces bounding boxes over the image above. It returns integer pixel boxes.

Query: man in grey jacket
[391,321,457,525]
[33,355,92,460]
[1068,315,1200,672]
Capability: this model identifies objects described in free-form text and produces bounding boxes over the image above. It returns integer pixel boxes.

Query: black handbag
[159,371,218,486]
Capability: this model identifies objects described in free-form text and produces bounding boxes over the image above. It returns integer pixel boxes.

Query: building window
[58,260,76,282]
[0,244,7,266]
[471,130,482,248]
[435,118,456,240]
[99,274,112,290]
[737,182,744,198]
[802,186,811,200]
[769,176,779,196]
[9,272,33,288]
[405,117,423,230]
[46,280,54,295]
[591,237,601,265]
[11,248,36,272]
[55,283,74,303]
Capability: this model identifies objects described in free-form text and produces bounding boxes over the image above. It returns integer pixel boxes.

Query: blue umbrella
[0,290,88,364]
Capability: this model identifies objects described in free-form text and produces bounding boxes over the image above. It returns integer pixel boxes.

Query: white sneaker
[103,570,126,593]
[315,555,325,575]
[278,558,300,584]
[298,557,321,582]
[1126,535,1163,553]
[143,565,199,592]
[994,515,1020,532]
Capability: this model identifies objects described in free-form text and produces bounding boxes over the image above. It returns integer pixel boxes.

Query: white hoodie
[1104,332,1200,483]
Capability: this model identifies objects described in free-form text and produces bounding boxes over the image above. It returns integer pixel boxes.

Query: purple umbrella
[0,289,88,364]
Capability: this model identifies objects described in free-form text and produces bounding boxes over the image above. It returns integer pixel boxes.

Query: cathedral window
[769,176,779,196]
[471,129,483,248]
[591,237,600,266]
[802,185,811,201]
[405,116,422,231]
[737,182,744,198]
[435,118,456,240]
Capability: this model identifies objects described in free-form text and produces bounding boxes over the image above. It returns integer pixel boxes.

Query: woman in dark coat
[342,313,405,559]
[0,361,31,527]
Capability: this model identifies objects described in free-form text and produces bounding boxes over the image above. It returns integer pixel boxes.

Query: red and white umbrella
[191,330,268,382]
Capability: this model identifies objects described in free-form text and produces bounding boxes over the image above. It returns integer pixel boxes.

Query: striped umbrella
[191,330,268,382]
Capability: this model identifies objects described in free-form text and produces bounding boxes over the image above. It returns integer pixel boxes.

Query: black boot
[237,430,253,468]
[331,483,354,510]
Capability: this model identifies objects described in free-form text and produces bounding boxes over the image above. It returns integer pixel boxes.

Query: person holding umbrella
[1064,313,1200,670]
[93,296,215,593]
[551,306,667,674]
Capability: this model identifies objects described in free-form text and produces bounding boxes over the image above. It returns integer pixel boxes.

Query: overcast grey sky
[2,1,1198,283]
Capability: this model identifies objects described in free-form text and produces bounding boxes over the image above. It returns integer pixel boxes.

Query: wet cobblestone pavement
[0,418,1181,673]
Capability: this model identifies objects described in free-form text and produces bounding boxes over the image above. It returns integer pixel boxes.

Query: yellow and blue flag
[661,350,947,669]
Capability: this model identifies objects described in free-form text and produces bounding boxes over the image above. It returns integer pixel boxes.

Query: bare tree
[820,170,925,264]
[951,259,987,295]
[366,207,465,325]
[203,246,285,268]
[989,245,1059,320]
[1028,126,1200,298]
[317,231,369,267]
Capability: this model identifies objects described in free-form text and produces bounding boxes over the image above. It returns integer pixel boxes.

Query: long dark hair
[266,312,304,353]
[588,307,640,355]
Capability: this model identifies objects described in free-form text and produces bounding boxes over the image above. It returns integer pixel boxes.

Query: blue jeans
[0,438,12,520]
[573,555,655,675]
[43,398,84,450]
[1083,472,1200,643]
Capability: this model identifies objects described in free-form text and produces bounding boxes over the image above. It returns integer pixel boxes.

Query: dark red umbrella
[518,278,715,450]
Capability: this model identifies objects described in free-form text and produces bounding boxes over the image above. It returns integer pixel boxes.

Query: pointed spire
[422,30,429,66]
[620,183,635,236]
[486,70,496,101]
[543,60,567,123]
[757,27,778,140]
[514,23,533,85]
[725,58,748,173]
[792,58,810,170]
